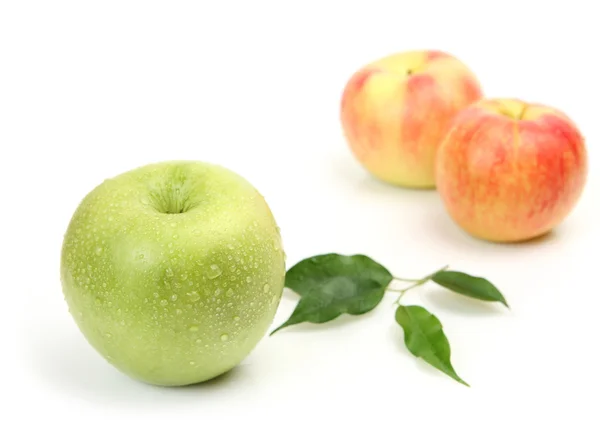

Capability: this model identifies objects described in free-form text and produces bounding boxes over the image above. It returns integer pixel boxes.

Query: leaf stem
[393,276,421,283]
[391,265,449,305]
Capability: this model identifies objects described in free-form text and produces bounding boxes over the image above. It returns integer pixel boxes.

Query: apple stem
[517,104,529,120]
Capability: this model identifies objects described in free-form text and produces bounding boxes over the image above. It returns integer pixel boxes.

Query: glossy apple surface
[61,161,286,386]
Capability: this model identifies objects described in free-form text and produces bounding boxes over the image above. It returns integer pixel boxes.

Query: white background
[3,0,599,439]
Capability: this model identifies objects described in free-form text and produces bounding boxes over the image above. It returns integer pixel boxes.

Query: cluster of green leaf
[270,253,508,386]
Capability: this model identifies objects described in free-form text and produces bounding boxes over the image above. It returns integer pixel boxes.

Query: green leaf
[270,253,393,335]
[431,270,509,308]
[395,305,468,386]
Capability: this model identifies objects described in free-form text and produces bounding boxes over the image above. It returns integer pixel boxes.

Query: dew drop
[105,333,112,338]
[176,308,183,314]
[189,361,196,365]
[95,247,103,256]
[189,325,199,332]
[171,294,178,301]
[263,283,270,293]
[170,222,177,228]
[165,268,174,278]
[153,292,160,298]
[246,276,252,283]
[173,234,179,239]
[95,297,102,305]
[220,333,229,342]
[233,316,240,322]
[226,288,234,297]
[187,291,200,302]
[227,244,234,250]
[107,301,113,307]
[207,264,222,279]
[159,299,168,307]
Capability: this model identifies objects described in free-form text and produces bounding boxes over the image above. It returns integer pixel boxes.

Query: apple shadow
[423,200,563,257]
[329,148,437,197]
[25,321,250,407]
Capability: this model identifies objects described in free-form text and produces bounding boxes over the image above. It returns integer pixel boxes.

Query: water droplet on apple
[189,361,196,365]
[226,288,234,297]
[207,264,222,279]
[105,333,112,338]
[159,299,168,307]
[173,234,179,239]
[189,325,199,332]
[95,297,102,305]
[176,308,183,314]
[153,292,159,298]
[227,244,234,250]
[95,247,103,255]
[168,242,173,248]
[187,291,200,302]
[246,276,251,283]
[195,338,202,344]
[165,268,174,278]
[107,301,113,307]
[170,294,178,301]
[263,283,270,293]
[220,333,229,342]
[233,315,240,321]
[181,273,188,281]
[137,253,145,260]
[170,222,176,227]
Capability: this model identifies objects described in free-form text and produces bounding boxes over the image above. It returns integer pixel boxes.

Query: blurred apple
[436,98,588,242]
[340,50,483,188]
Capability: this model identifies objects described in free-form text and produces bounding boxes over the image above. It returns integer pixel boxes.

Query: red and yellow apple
[435,98,588,242]
[340,50,483,188]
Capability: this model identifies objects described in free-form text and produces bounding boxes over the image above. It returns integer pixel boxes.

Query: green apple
[60,161,286,386]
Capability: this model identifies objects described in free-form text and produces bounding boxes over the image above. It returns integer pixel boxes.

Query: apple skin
[60,161,286,386]
[435,98,588,242]
[340,50,483,188]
